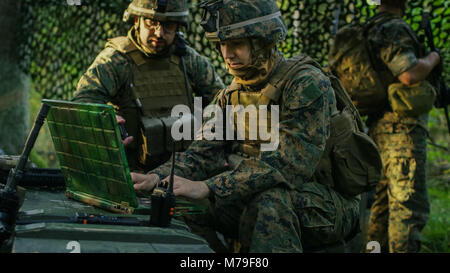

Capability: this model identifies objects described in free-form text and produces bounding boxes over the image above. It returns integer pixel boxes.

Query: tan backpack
[328,13,398,116]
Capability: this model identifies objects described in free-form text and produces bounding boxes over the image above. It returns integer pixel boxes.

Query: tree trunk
[0,0,30,155]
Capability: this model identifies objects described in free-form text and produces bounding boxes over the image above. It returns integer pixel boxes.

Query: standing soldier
[131,0,364,253]
[366,0,440,253]
[72,0,225,171]
[331,0,441,252]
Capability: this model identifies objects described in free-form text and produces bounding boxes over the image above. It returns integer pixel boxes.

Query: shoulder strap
[268,53,365,131]
[364,12,399,34]
[363,13,401,71]
[105,37,148,66]
[269,54,321,88]
[260,54,322,105]
[325,72,365,131]
[106,36,138,54]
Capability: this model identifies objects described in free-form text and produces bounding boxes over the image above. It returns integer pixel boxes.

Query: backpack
[269,54,383,197]
[316,72,382,197]
[328,14,397,116]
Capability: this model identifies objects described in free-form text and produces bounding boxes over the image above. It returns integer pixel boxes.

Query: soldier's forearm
[397,52,440,86]
[72,88,110,104]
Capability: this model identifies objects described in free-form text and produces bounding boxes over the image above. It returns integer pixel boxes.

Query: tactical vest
[106,37,192,168]
[224,54,382,197]
[223,79,279,156]
[107,37,190,116]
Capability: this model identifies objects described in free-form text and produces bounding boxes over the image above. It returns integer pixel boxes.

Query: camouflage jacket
[151,53,336,202]
[72,34,224,105]
[367,12,428,129]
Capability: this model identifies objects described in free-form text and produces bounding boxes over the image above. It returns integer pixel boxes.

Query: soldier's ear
[215,42,222,56]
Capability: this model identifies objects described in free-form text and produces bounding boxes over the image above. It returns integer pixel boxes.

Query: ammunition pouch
[388,80,436,118]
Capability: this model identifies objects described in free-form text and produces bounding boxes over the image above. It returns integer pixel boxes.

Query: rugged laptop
[43,99,204,215]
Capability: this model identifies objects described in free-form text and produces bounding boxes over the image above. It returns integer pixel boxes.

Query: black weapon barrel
[4,103,50,192]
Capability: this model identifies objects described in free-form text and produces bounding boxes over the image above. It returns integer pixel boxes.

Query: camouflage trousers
[182,182,360,253]
[367,122,430,253]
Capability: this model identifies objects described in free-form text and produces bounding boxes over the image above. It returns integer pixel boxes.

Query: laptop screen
[43,99,139,213]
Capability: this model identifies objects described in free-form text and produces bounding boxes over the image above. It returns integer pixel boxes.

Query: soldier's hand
[162,175,210,200]
[431,49,443,75]
[131,173,160,193]
[116,115,134,146]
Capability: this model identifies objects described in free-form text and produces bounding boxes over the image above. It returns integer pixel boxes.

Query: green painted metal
[44,99,140,213]
[12,189,213,253]
[42,99,206,216]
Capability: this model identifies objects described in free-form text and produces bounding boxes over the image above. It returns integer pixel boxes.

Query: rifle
[420,12,450,133]
[331,6,341,37]
[16,212,145,227]
[0,168,65,189]
[0,103,50,245]
[150,139,176,227]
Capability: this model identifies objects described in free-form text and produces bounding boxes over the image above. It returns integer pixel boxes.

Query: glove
[432,48,443,75]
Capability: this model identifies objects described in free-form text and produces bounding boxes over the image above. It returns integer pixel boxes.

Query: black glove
[432,48,443,75]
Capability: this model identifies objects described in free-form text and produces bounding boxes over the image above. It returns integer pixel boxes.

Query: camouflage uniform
[151,0,360,253]
[365,12,430,253]
[73,0,225,171]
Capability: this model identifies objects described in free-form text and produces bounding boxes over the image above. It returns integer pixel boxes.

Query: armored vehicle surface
[0,101,213,253]
[10,188,212,253]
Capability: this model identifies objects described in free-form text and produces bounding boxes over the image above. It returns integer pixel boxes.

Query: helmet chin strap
[227,42,280,88]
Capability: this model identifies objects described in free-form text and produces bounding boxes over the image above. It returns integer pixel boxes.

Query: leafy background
[18,0,449,252]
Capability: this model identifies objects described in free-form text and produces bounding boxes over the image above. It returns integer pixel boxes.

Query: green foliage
[29,86,59,168]
[425,107,449,253]
[427,107,450,164]
[421,186,450,253]
[20,0,130,100]
[19,0,450,98]
[0,63,30,155]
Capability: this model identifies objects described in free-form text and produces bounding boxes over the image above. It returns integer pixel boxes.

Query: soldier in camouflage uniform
[72,0,225,171]
[131,0,360,253]
[364,0,441,252]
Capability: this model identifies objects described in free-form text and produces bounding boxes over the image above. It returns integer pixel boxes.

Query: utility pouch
[141,116,166,157]
[141,115,195,157]
[388,80,436,117]
[315,107,382,197]
[331,108,381,197]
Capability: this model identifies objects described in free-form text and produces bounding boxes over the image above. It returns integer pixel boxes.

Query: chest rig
[223,54,324,157]
[128,50,190,117]
[224,54,382,197]
[223,79,279,157]
[107,37,192,167]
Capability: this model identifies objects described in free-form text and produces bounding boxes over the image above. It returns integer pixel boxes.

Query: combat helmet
[123,0,189,27]
[198,0,287,44]
[380,0,408,11]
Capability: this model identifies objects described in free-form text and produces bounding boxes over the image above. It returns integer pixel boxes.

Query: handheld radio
[149,141,176,227]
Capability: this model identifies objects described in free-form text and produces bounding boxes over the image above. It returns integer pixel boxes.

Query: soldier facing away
[367,0,440,253]
[131,0,362,253]
[72,0,225,172]
[331,0,441,253]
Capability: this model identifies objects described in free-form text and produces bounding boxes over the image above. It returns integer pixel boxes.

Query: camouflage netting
[19,0,449,100]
